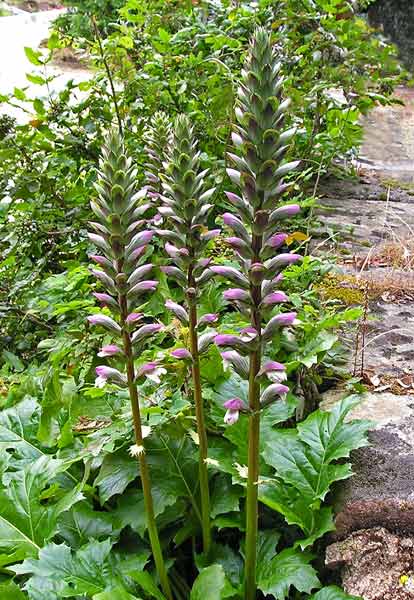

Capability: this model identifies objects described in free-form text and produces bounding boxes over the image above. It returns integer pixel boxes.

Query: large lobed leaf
[0,455,83,567]
[12,538,147,599]
[309,586,363,600]
[257,547,320,599]
[0,398,43,470]
[262,396,370,504]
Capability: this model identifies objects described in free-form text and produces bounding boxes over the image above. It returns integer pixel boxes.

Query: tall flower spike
[143,111,172,209]
[88,129,172,600]
[214,28,302,600]
[159,114,217,554]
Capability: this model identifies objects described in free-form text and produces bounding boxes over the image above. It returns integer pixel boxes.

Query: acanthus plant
[212,28,302,600]
[152,114,219,555]
[87,130,173,600]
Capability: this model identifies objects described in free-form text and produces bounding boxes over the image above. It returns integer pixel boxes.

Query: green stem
[244,232,262,600]
[188,269,212,555]
[118,291,173,600]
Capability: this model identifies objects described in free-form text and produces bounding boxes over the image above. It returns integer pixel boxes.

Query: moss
[381,177,414,195]
[316,273,365,305]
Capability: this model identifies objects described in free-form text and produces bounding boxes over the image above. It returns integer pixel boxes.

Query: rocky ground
[317,87,414,598]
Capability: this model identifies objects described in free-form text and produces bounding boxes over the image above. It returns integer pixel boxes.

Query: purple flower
[215,334,240,347]
[223,397,247,425]
[274,312,297,326]
[223,288,250,303]
[262,273,284,296]
[91,269,116,291]
[125,231,154,257]
[126,245,147,265]
[171,348,192,360]
[198,313,218,326]
[132,323,164,344]
[249,262,266,285]
[215,334,252,354]
[126,312,144,324]
[265,253,302,276]
[90,255,113,270]
[223,212,250,242]
[210,266,249,288]
[263,312,297,341]
[258,361,287,383]
[225,191,243,206]
[198,331,217,354]
[268,204,300,226]
[137,361,167,384]
[93,293,118,308]
[88,233,111,253]
[225,237,252,258]
[87,314,121,333]
[261,291,289,305]
[202,229,221,242]
[240,327,258,342]
[160,265,187,286]
[224,397,247,411]
[260,383,290,405]
[132,229,154,245]
[165,242,189,260]
[98,344,123,357]
[128,280,158,296]
[265,233,288,250]
[95,365,127,387]
[127,264,153,287]
[165,300,189,324]
[221,350,249,379]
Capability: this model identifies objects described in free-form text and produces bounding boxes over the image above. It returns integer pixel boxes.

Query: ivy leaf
[257,547,320,599]
[191,565,226,600]
[0,456,83,566]
[0,582,26,599]
[309,586,362,600]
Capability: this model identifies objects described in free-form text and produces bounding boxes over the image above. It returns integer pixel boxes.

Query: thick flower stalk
[158,114,218,554]
[87,130,172,600]
[213,28,301,600]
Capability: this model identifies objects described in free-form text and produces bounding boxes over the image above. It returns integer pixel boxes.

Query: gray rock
[321,390,414,537]
[326,527,414,600]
